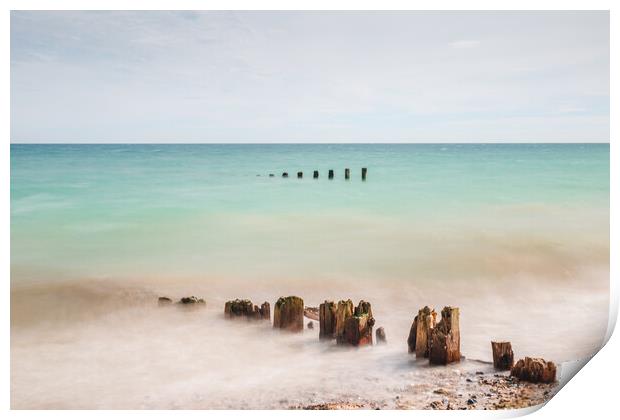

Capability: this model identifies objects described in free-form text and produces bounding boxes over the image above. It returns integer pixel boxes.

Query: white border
[2,1,616,419]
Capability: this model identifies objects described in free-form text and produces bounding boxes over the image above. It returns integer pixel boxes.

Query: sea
[10,143,610,408]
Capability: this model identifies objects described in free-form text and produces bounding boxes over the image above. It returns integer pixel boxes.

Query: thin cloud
[449,40,481,49]
[10,11,610,143]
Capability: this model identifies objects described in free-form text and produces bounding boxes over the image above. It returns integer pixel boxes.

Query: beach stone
[307,321,314,329]
[319,301,337,340]
[178,296,206,305]
[376,327,387,344]
[158,296,172,306]
[491,341,514,370]
[510,357,556,383]
[429,306,460,365]
[273,296,304,332]
[339,300,374,346]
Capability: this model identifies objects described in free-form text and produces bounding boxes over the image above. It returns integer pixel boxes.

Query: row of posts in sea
[262,167,368,180]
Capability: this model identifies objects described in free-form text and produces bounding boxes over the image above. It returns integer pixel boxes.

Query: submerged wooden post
[282,172,288,178]
[158,296,173,306]
[429,306,460,365]
[313,170,319,179]
[328,169,334,179]
[319,300,337,340]
[344,168,350,180]
[297,171,303,179]
[491,341,514,370]
[415,306,436,358]
[362,167,367,181]
[273,296,304,332]
[511,357,556,383]
[340,300,374,346]
[376,327,387,344]
[224,299,269,321]
[260,302,270,321]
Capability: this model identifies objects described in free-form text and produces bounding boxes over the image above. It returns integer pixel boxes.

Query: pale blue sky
[11,11,609,143]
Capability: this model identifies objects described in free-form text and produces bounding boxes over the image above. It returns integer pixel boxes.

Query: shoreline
[11,289,567,410]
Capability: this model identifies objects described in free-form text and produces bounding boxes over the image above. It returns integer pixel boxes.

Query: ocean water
[10,143,610,408]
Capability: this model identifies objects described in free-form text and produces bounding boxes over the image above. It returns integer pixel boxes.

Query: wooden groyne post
[491,341,514,370]
[511,357,556,383]
[362,167,367,181]
[415,306,436,358]
[319,300,337,340]
[224,299,270,321]
[429,306,461,365]
[328,169,334,179]
[297,171,303,179]
[335,299,354,339]
[273,296,304,332]
[282,172,288,178]
[341,301,374,346]
[313,170,319,179]
[344,168,350,180]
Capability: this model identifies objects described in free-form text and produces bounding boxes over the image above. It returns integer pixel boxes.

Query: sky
[10,11,610,143]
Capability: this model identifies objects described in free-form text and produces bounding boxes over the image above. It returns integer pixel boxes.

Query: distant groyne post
[282,172,288,178]
[313,170,319,179]
[328,169,334,179]
[345,168,350,180]
[362,167,367,181]
[297,171,303,179]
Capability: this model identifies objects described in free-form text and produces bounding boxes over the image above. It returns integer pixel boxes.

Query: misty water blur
[10,144,609,408]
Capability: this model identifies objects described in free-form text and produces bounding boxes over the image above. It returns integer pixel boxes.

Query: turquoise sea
[10,143,609,282]
[10,143,610,408]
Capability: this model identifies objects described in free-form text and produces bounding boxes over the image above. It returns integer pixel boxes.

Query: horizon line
[9,140,611,145]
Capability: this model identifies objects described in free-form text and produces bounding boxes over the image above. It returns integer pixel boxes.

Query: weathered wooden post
[224,299,269,320]
[491,341,514,370]
[429,306,460,365]
[415,306,436,358]
[407,315,418,353]
[362,167,367,181]
[319,300,337,340]
[328,169,334,179]
[313,170,319,179]
[269,173,274,177]
[376,327,387,344]
[511,357,556,383]
[260,302,270,321]
[273,296,304,332]
[282,172,288,178]
[340,300,374,346]
[344,168,350,180]
[297,171,303,179]
[335,299,354,340]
